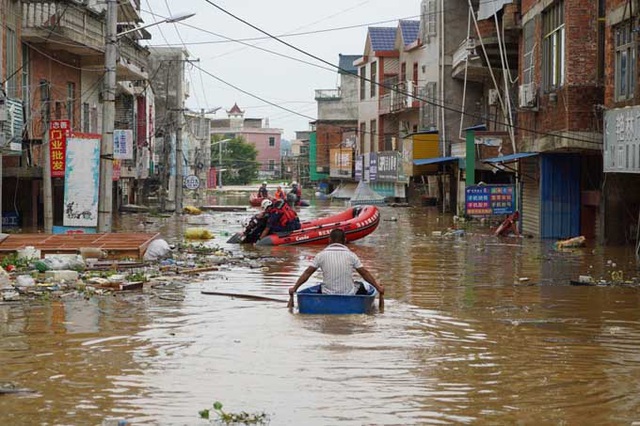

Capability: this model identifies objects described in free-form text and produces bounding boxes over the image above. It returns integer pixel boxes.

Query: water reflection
[0,192,639,424]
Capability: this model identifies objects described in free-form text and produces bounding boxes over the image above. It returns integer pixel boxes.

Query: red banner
[49,120,70,177]
[113,159,121,181]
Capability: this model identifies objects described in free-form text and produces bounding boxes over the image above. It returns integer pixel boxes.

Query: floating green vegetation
[1,253,31,270]
[199,401,269,425]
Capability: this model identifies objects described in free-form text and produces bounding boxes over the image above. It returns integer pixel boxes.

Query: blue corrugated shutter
[540,154,581,238]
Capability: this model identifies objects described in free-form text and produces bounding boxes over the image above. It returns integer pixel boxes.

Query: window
[522,20,535,85]
[370,119,377,152]
[421,82,437,129]
[268,159,275,171]
[424,0,437,39]
[370,62,377,98]
[82,103,90,132]
[615,21,636,101]
[359,122,366,152]
[542,0,565,90]
[360,67,366,100]
[413,63,419,86]
[67,82,75,128]
[6,27,18,98]
[400,62,406,82]
[269,136,275,147]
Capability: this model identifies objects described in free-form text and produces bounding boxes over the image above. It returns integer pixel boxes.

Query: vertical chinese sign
[49,120,70,177]
[63,134,101,229]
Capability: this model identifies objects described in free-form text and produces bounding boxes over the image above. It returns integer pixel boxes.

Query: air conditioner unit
[518,83,537,109]
[488,88,500,106]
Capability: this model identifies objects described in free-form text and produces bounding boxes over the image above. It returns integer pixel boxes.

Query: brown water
[1,194,640,425]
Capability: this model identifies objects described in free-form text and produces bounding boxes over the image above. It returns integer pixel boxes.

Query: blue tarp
[483,152,538,164]
[413,156,461,166]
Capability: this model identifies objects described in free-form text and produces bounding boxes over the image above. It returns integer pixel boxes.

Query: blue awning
[483,152,538,164]
[413,156,461,166]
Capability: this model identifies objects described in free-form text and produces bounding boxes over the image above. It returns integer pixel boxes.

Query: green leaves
[199,400,269,424]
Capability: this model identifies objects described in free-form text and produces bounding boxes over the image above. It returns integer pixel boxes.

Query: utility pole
[98,0,117,233]
[41,82,53,233]
[174,59,184,213]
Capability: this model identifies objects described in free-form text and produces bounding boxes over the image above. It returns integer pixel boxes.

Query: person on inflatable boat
[259,199,301,239]
[257,181,269,198]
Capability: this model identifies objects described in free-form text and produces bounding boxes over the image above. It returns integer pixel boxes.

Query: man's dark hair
[329,229,346,244]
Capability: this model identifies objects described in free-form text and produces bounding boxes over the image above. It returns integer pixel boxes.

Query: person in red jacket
[259,199,301,239]
[495,211,520,237]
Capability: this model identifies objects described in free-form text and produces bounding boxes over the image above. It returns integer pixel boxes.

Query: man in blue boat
[289,229,384,296]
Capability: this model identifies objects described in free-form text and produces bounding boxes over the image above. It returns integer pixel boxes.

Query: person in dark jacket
[259,199,301,239]
[257,181,269,198]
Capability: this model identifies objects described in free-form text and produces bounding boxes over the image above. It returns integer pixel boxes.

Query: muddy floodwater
[1,193,640,425]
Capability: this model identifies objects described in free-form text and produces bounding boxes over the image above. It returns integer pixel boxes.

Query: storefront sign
[376,151,400,182]
[604,107,640,173]
[330,148,353,178]
[49,120,70,177]
[465,184,515,216]
[369,152,378,181]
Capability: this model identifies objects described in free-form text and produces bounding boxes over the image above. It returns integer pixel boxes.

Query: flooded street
[1,194,640,425]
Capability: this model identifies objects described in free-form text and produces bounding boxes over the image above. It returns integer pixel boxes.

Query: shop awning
[483,152,538,164]
[413,156,461,166]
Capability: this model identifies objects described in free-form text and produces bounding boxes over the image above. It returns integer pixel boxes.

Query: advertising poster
[377,151,399,182]
[49,120,70,177]
[63,134,100,228]
[465,184,515,216]
[113,129,134,160]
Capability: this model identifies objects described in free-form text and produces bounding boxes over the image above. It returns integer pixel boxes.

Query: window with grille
[370,62,377,98]
[523,20,535,85]
[542,0,565,91]
[6,28,18,98]
[268,159,275,171]
[615,21,636,101]
[360,67,366,100]
[370,119,377,152]
[269,136,275,147]
[67,83,75,128]
[421,82,437,129]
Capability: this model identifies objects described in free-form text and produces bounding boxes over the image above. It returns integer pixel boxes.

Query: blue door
[540,154,581,239]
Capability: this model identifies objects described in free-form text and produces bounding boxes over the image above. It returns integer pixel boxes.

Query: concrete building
[2,0,149,230]
[312,54,360,183]
[147,46,190,210]
[210,103,283,179]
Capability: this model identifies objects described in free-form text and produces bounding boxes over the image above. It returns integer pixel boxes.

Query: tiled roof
[399,20,420,46]
[338,54,360,74]
[368,27,397,51]
[227,103,244,115]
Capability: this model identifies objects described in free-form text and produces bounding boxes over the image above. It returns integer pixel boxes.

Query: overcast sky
[141,0,421,140]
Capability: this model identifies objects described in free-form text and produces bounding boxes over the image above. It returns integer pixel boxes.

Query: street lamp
[97,1,194,233]
[212,138,232,188]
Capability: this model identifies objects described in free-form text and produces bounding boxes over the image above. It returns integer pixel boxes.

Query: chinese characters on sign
[604,107,640,173]
[376,151,399,182]
[49,120,70,177]
[113,129,133,160]
[465,185,515,216]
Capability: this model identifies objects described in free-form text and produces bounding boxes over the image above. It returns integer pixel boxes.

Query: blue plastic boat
[296,282,377,314]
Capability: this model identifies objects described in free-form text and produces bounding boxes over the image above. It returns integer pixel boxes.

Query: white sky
[141,0,421,140]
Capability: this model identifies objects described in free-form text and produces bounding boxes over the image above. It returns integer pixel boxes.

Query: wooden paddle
[201,290,288,303]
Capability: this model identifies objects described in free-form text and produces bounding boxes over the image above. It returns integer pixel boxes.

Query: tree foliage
[211,136,259,185]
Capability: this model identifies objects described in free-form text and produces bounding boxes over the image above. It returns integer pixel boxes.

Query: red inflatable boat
[249,193,309,207]
[254,205,380,246]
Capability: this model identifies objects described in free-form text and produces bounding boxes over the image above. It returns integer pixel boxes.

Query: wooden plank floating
[0,233,160,261]
[199,205,248,212]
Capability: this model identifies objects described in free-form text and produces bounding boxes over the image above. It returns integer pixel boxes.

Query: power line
[200,0,603,147]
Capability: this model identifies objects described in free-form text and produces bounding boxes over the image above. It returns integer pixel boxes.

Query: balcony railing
[315,89,341,100]
[22,1,105,53]
[452,38,477,70]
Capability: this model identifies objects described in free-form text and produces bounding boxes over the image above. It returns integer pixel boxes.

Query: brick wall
[517,0,603,150]
[315,122,356,170]
[28,49,82,137]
